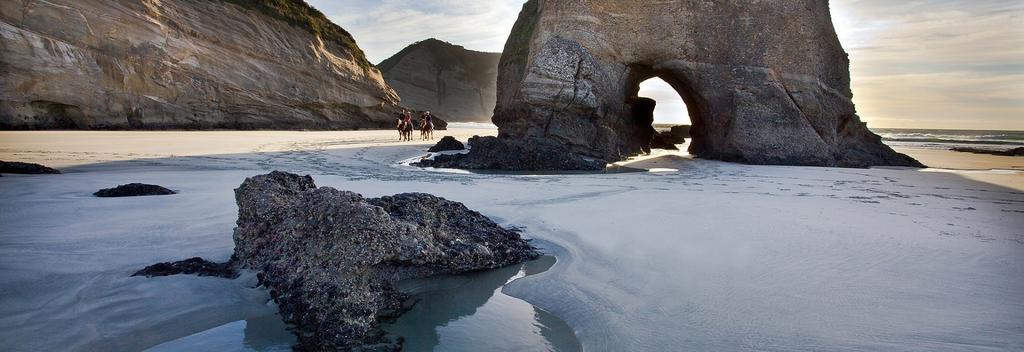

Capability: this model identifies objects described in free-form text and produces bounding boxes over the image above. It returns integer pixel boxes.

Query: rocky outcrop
[228,171,538,349]
[0,0,402,129]
[133,257,237,278]
[488,0,922,169]
[415,136,605,171]
[379,39,501,123]
[0,160,60,174]
[427,136,465,152]
[94,183,176,197]
[951,146,1024,157]
[658,125,690,145]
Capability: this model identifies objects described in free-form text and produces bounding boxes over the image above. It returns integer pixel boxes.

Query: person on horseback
[420,111,435,141]
[402,110,414,141]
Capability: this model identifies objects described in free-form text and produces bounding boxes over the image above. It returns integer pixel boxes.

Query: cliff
[378,38,500,123]
[0,0,401,129]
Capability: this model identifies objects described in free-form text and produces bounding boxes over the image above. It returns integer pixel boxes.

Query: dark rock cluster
[951,146,1024,157]
[94,183,176,197]
[427,136,466,152]
[415,136,606,171]
[132,257,237,278]
[134,171,538,350]
[658,126,690,145]
[0,160,61,174]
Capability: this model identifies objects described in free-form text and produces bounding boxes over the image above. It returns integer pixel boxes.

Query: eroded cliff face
[0,0,400,129]
[379,39,500,123]
[493,0,921,168]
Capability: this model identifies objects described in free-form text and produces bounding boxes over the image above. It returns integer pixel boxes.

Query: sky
[311,0,1023,130]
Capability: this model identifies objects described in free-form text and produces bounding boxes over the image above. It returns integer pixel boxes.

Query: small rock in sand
[94,183,176,197]
[0,160,61,174]
[427,136,466,152]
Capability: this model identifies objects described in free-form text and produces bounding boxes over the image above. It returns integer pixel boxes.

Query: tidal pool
[384,255,582,352]
[143,256,579,351]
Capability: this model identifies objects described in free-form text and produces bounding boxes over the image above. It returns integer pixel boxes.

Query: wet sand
[1,131,1022,351]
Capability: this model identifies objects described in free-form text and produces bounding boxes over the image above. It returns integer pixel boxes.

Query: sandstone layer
[379,38,501,123]
[0,0,401,129]
[490,0,922,168]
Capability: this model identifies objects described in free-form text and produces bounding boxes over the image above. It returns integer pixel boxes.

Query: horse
[401,120,414,141]
[396,118,405,141]
[420,118,434,141]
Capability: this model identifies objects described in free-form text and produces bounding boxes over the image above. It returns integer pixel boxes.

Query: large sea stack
[0,0,400,129]
[479,0,922,169]
[378,39,501,123]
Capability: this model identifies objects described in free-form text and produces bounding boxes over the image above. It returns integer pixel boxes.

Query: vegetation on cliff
[220,0,372,70]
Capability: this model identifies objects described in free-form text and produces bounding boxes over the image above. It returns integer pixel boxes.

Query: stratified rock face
[379,39,501,123]
[493,0,922,168]
[0,0,400,129]
[231,171,538,349]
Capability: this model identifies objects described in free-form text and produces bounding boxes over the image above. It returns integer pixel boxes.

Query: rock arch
[491,0,921,168]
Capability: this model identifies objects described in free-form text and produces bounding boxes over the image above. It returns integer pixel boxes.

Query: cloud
[831,0,1024,129]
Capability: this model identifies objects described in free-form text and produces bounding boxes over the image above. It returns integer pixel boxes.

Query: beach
[1,129,1022,351]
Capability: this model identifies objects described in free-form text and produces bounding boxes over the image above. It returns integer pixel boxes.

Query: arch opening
[622,67,704,157]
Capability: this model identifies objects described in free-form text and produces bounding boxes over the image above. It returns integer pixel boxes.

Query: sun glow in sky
[311,0,1023,130]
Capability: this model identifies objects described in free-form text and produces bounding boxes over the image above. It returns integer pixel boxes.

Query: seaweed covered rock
[415,136,606,171]
[427,136,466,152]
[0,160,61,174]
[94,183,176,197]
[132,257,237,279]
[231,171,539,349]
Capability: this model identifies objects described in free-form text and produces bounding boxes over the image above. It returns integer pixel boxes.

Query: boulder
[0,160,61,174]
[659,125,690,145]
[228,171,539,349]
[650,134,680,151]
[379,38,501,123]
[0,0,400,130]
[487,0,923,169]
[427,136,466,152]
[94,183,176,197]
[415,136,606,171]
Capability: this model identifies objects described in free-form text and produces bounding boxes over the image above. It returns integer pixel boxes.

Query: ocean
[872,129,1024,150]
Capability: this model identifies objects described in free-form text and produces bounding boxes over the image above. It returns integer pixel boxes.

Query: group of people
[396,110,434,141]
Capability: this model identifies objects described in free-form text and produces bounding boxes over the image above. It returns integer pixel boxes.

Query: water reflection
[145,257,578,352]
[145,313,295,352]
[385,256,581,352]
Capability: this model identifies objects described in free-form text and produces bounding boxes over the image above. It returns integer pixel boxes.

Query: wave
[875,129,1024,148]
